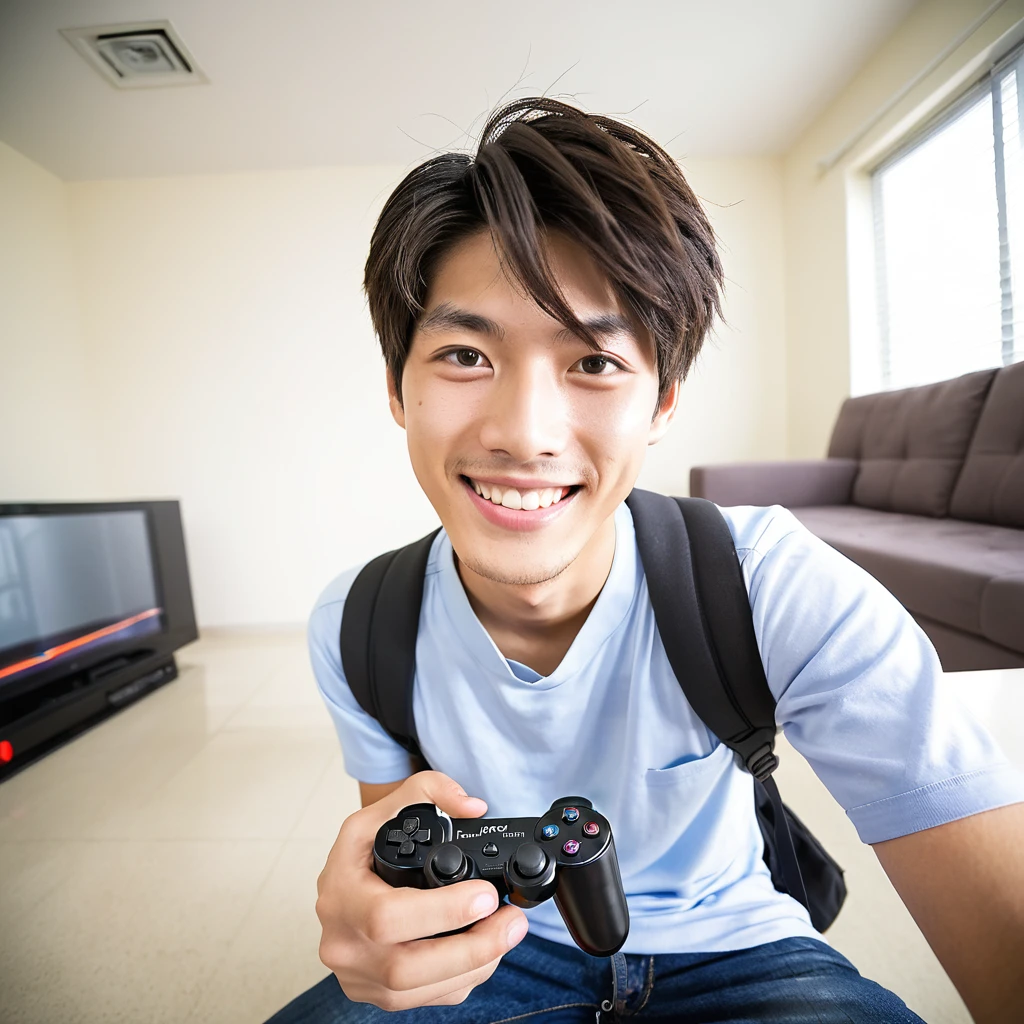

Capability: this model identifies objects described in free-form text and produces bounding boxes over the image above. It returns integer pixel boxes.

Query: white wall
[0,141,785,628]
[67,166,429,628]
[783,0,1024,457]
[639,157,787,493]
[59,156,787,628]
[0,141,101,499]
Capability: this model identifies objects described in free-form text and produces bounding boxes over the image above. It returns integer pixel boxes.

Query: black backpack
[339,488,846,932]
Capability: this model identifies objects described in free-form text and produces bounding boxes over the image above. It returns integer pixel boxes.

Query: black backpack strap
[624,489,777,775]
[624,488,808,910]
[339,527,441,759]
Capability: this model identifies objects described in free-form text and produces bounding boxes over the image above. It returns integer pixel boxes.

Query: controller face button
[562,807,580,823]
[541,824,559,840]
[402,817,420,835]
[514,843,548,878]
[583,821,600,836]
[398,839,417,857]
[482,842,499,857]
[432,844,465,879]
[562,839,581,856]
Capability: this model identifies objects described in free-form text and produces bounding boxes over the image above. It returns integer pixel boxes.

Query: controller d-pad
[402,817,420,835]
[387,827,431,847]
[398,839,416,856]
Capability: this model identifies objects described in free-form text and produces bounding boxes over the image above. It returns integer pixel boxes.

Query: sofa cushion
[827,369,996,517]
[910,614,1024,671]
[949,360,1024,528]
[790,505,1024,655]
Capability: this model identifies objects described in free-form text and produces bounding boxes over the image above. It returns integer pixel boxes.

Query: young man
[271,98,1024,1023]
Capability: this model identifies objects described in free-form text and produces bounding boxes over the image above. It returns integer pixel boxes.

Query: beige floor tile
[947,668,1024,766]
[774,734,972,1024]
[188,838,337,1024]
[88,726,337,841]
[174,651,289,709]
[0,728,208,841]
[3,633,1019,1024]
[1,839,282,1024]
[289,752,361,841]
[0,839,85,918]
[218,642,336,732]
[67,664,240,751]
[222,700,338,734]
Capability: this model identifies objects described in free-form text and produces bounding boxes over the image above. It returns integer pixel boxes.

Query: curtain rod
[817,0,1009,173]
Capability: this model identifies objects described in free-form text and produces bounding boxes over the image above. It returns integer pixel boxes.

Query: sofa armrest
[689,459,858,508]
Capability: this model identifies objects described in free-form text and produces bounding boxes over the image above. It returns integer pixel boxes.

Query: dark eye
[579,355,611,375]
[442,348,484,368]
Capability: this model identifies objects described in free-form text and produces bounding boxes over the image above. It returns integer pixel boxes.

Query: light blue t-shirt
[308,501,1024,954]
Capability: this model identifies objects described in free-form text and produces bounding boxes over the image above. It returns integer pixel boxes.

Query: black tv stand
[0,650,180,781]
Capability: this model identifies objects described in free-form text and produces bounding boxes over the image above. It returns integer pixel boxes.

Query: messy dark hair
[364,96,724,407]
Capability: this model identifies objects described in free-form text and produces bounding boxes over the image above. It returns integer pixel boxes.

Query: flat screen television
[0,500,198,780]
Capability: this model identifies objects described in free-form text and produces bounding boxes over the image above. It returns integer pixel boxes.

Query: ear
[648,377,680,446]
[386,367,406,430]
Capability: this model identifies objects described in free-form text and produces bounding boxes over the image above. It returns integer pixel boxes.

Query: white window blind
[872,43,1024,391]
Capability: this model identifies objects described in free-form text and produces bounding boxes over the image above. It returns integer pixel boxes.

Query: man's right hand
[315,771,530,1010]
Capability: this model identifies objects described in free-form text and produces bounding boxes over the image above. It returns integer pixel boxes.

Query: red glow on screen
[0,608,161,682]
[0,740,13,763]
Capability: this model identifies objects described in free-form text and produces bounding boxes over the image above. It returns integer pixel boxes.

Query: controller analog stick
[514,843,548,879]
[432,843,466,880]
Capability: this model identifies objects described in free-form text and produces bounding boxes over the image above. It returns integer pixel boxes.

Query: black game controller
[372,796,629,957]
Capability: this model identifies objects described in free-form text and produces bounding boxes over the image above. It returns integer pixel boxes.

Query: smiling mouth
[459,476,582,511]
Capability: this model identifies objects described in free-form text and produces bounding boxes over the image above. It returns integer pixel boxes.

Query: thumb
[401,770,488,818]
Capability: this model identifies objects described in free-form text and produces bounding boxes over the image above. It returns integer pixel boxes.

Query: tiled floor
[1,632,1021,1023]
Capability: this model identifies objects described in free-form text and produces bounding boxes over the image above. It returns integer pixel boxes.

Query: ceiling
[0,0,920,181]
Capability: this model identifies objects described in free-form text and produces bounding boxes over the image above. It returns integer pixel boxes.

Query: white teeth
[470,479,573,509]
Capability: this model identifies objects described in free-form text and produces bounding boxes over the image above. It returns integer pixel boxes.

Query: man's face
[389,228,678,587]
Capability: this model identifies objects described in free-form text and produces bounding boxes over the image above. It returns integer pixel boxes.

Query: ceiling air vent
[60,21,207,89]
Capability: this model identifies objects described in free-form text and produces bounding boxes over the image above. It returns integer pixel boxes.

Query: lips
[460,476,580,532]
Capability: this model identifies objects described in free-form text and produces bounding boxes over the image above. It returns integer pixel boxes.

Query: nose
[478,360,570,462]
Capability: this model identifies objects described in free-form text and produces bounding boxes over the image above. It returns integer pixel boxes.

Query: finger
[377,770,488,825]
[378,904,527,993]
[335,770,488,856]
[419,956,504,1006]
[361,953,505,1013]
[360,878,501,945]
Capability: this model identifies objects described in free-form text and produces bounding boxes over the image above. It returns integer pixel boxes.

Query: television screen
[0,510,165,693]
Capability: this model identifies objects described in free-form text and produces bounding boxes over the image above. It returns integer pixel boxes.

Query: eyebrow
[415,301,637,345]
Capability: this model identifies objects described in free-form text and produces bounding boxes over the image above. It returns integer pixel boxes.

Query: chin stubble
[456,550,577,588]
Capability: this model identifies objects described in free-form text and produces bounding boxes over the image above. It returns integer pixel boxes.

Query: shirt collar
[432,501,639,688]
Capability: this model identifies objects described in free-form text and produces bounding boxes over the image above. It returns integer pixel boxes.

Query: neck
[454,513,618,676]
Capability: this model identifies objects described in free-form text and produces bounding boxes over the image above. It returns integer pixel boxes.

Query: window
[872,43,1024,391]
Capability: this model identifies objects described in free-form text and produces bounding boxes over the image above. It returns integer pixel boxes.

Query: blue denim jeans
[265,933,925,1023]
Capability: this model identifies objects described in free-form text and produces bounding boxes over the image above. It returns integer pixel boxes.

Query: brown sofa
[690,362,1024,671]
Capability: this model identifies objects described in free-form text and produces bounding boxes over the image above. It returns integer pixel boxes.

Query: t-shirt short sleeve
[307,565,414,784]
[735,504,1024,844]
